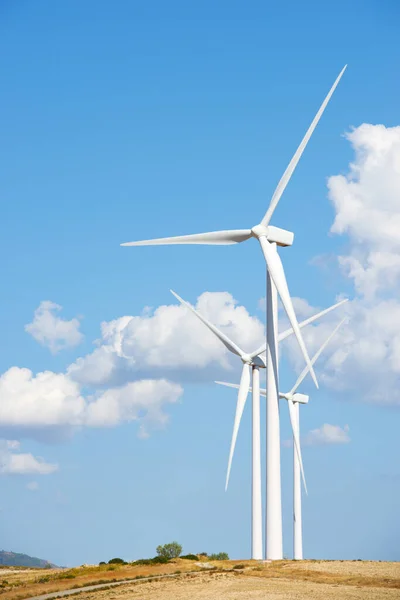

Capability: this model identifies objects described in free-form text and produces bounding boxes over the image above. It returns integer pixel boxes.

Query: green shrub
[180,554,198,561]
[209,552,229,561]
[151,555,170,564]
[99,562,106,566]
[233,564,245,569]
[133,559,153,566]
[134,556,170,566]
[156,541,182,560]
[37,576,50,583]
[108,558,126,565]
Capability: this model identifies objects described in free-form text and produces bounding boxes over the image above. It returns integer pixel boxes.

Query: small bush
[108,558,126,565]
[107,565,117,571]
[209,552,229,561]
[133,559,153,566]
[99,562,106,566]
[37,576,50,583]
[151,555,170,564]
[156,541,182,560]
[180,554,198,561]
[198,552,208,557]
[233,564,245,569]
[133,556,170,566]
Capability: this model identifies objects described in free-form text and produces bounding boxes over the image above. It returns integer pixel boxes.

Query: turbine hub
[251,224,269,239]
[251,224,294,247]
[241,354,253,365]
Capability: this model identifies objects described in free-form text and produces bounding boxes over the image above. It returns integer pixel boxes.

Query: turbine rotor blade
[287,399,307,495]
[249,299,348,358]
[261,65,347,226]
[225,364,251,490]
[215,380,267,397]
[121,229,252,247]
[215,381,241,391]
[259,237,318,389]
[170,290,245,358]
[278,299,348,344]
[289,317,347,396]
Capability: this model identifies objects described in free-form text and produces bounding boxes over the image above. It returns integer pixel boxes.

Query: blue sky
[1,0,400,566]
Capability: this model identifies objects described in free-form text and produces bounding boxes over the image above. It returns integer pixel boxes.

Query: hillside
[0,559,398,600]
[0,550,56,568]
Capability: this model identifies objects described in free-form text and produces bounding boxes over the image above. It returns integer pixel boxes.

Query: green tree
[156,541,182,560]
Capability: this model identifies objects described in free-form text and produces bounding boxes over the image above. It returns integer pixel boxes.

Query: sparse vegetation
[0,558,398,600]
[180,554,198,561]
[133,556,170,566]
[209,552,229,560]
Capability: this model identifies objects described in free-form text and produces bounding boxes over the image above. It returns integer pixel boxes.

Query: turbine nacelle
[251,224,294,247]
[242,354,266,368]
[279,392,309,404]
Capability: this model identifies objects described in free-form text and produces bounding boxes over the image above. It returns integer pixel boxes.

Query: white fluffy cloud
[0,367,86,429]
[303,424,350,446]
[283,124,400,406]
[68,292,265,386]
[329,124,400,299]
[25,301,84,354]
[0,366,182,439]
[0,440,58,475]
[86,379,182,437]
[0,292,262,441]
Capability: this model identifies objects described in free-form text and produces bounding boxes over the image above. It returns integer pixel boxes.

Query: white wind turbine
[170,289,347,559]
[217,317,347,560]
[122,65,347,558]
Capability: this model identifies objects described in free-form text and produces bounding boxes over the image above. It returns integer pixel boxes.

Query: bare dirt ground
[69,568,400,600]
[1,560,399,600]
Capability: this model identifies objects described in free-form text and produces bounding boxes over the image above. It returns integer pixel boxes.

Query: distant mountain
[0,550,57,568]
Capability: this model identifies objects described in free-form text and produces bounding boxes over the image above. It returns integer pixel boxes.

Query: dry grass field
[0,559,399,600]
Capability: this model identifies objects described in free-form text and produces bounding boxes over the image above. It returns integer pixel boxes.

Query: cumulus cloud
[86,379,183,437]
[283,124,400,406]
[0,367,86,430]
[329,124,400,299]
[0,292,264,441]
[303,424,350,446]
[0,440,58,475]
[68,292,265,387]
[25,301,84,354]
[0,366,182,440]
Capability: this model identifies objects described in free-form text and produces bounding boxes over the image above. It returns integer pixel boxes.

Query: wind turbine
[170,289,347,559]
[217,317,347,560]
[122,66,347,558]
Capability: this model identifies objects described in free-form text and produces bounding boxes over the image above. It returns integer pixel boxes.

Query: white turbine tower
[217,317,347,560]
[122,66,347,558]
[170,289,347,559]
